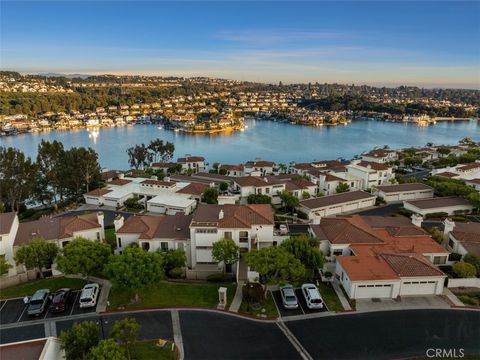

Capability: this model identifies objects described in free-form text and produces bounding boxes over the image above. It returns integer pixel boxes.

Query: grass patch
[0,277,87,299]
[238,291,279,318]
[108,281,236,310]
[130,340,177,360]
[317,282,344,312]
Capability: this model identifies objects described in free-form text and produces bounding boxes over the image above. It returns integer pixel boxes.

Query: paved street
[1,309,479,359]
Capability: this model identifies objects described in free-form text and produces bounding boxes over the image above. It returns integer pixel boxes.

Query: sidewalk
[332,281,352,311]
[229,281,245,313]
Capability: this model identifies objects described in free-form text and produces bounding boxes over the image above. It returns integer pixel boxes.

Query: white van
[79,283,100,308]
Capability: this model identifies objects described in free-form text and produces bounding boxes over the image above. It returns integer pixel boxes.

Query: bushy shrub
[206,273,234,282]
[458,295,479,306]
[425,212,448,220]
[463,253,480,275]
[296,210,309,220]
[242,282,264,303]
[453,262,477,278]
[168,267,185,279]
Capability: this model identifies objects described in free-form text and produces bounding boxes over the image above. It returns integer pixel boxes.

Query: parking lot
[272,289,328,318]
[0,289,99,325]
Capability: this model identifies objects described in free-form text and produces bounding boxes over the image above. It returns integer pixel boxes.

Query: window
[142,242,150,251]
[161,242,168,251]
[265,188,270,194]
[224,231,232,240]
[239,231,249,243]
[448,238,455,250]
[118,238,122,248]
[96,232,100,240]
[433,256,447,265]
[196,229,217,234]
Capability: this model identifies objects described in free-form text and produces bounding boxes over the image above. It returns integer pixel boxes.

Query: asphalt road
[1,309,479,359]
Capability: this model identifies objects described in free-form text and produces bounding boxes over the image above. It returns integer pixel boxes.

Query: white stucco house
[346,161,394,190]
[403,197,473,216]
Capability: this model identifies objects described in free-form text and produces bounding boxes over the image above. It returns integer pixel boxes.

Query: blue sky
[1,1,479,88]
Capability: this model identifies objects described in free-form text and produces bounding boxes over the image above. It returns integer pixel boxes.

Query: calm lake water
[2,119,479,169]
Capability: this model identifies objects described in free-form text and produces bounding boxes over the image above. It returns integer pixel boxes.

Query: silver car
[27,289,50,316]
[280,284,298,309]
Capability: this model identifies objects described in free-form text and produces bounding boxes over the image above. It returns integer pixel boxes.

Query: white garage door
[196,249,213,263]
[355,284,393,299]
[400,281,437,296]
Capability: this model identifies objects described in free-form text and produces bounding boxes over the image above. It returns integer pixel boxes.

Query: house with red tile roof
[311,215,448,299]
[176,155,206,173]
[372,183,434,203]
[361,148,398,164]
[244,160,275,176]
[444,219,480,257]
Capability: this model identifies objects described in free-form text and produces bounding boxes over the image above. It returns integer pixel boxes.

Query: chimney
[443,218,455,236]
[114,214,124,232]
[150,175,158,180]
[97,212,105,240]
[210,182,215,188]
[263,177,268,183]
[119,173,125,179]
[312,216,321,225]
[164,176,170,182]
[219,209,224,220]
[411,214,423,228]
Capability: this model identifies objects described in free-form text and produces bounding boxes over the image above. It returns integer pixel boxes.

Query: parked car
[279,224,288,235]
[79,283,100,309]
[280,284,298,309]
[27,289,50,316]
[301,283,324,310]
[49,288,71,313]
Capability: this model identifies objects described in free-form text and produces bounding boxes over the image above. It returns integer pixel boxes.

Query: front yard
[131,340,177,360]
[0,277,87,299]
[239,291,279,318]
[450,287,480,307]
[108,281,236,310]
[317,282,345,312]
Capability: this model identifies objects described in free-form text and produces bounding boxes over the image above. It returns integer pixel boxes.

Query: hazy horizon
[2,1,479,89]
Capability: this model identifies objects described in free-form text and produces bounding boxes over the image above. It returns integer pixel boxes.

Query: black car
[49,288,71,313]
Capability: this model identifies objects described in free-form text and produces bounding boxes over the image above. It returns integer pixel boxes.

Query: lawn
[451,289,480,307]
[317,282,344,312]
[238,291,279,318]
[0,277,87,299]
[108,281,236,310]
[130,340,177,360]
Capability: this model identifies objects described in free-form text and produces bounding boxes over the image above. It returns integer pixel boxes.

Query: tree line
[0,140,102,212]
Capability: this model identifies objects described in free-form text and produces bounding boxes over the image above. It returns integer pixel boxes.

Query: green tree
[463,253,480,275]
[279,191,299,213]
[88,339,126,360]
[15,239,59,278]
[35,140,65,205]
[0,257,12,275]
[429,227,444,244]
[148,139,174,164]
[467,191,480,209]
[280,235,325,269]
[302,191,311,200]
[59,147,102,196]
[123,195,145,211]
[245,246,305,285]
[127,144,151,170]
[57,237,112,277]
[105,244,164,289]
[335,183,350,193]
[0,147,38,211]
[60,321,100,360]
[452,262,477,278]
[202,187,218,204]
[212,239,239,274]
[109,318,139,360]
[437,146,451,156]
[219,182,229,192]
[162,249,186,275]
[247,194,271,204]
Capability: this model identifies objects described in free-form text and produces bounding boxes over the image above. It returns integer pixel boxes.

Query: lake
[2,119,479,169]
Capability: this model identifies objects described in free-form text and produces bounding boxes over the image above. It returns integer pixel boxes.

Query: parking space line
[0,300,8,312]
[16,305,27,322]
[70,291,80,316]
[43,308,50,320]
[270,290,282,318]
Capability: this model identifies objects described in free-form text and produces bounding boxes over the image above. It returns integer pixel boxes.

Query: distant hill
[36,72,93,79]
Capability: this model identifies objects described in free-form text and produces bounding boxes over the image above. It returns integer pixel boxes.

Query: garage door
[355,284,392,299]
[400,281,437,296]
[196,249,213,263]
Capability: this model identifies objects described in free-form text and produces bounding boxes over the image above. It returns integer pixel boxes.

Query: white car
[279,224,288,235]
[301,283,324,310]
[79,283,100,308]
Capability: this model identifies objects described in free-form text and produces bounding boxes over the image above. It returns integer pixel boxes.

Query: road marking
[171,310,184,360]
[277,321,313,360]
[16,305,27,322]
[70,291,80,316]
[270,290,282,318]
[0,300,8,313]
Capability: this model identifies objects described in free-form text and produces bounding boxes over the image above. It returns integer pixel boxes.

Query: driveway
[356,295,450,312]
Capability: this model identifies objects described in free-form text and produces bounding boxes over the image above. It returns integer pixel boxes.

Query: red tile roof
[375,183,433,193]
[177,156,205,163]
[191,204,273,228]
[117,213,192,240]
[381,253,444,277]
[245,160,275,167]
[141,179,176,187]
[0,212,16,235]
[355,161,391,171]
[108,178,132,186]
[176,183,209,196]
[84,188,113,197]
[451,222,480,256]
[405,196,471,210]
[337,255,399,281]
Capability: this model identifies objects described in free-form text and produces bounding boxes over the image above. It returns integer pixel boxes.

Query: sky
[1,1,479,88]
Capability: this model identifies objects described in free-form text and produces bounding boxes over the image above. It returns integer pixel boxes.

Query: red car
[49,288,71,313]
